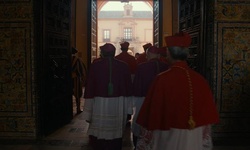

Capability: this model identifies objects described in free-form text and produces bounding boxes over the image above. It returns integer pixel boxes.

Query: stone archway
[97,0,153,13]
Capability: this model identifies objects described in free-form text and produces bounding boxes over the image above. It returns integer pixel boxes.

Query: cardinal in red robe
[136,32,219,150]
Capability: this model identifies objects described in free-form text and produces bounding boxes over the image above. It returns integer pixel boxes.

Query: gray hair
[168,46,189,60]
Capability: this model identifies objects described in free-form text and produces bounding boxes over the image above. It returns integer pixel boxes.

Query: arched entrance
[87,0,161,64]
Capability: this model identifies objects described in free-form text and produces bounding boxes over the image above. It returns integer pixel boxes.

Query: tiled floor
[1,97,250,150]
[0,101,134,150]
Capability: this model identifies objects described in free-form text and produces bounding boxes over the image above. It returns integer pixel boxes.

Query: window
[124,27,132,41]
[103,29,110,42]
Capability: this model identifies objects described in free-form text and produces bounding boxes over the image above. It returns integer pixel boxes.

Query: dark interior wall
[76,0,89,67]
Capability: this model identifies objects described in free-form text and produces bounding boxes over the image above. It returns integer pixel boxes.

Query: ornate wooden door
[153,0,162,47]
[179,0,205,75]
[88,0,97,65]
[38,0,73,136]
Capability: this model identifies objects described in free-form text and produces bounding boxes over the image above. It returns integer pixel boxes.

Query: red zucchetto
[165,31,192,48]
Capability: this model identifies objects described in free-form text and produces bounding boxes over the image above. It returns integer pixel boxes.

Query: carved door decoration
[153,0,162,46]
[88,0,97,64]
[40,0,73,135]
[179,0,205,75]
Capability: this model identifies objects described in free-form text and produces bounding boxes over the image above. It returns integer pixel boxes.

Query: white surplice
[131,96,145,136]
[136,125,213,150]
[82,96,132,140]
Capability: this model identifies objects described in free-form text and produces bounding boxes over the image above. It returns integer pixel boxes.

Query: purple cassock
[133,58,169,97]
[83,57,133,142]
[83,44,133,150]
[131,58,169,140]
[84,57,132,98]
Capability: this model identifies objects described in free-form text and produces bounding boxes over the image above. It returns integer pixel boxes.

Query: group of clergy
[82,31,219,150]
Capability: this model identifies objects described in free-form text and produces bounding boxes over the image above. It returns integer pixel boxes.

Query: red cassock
[115,52,137,74]
[136,52,147,65]
[136,61,219,130]
[159,56,168,64]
